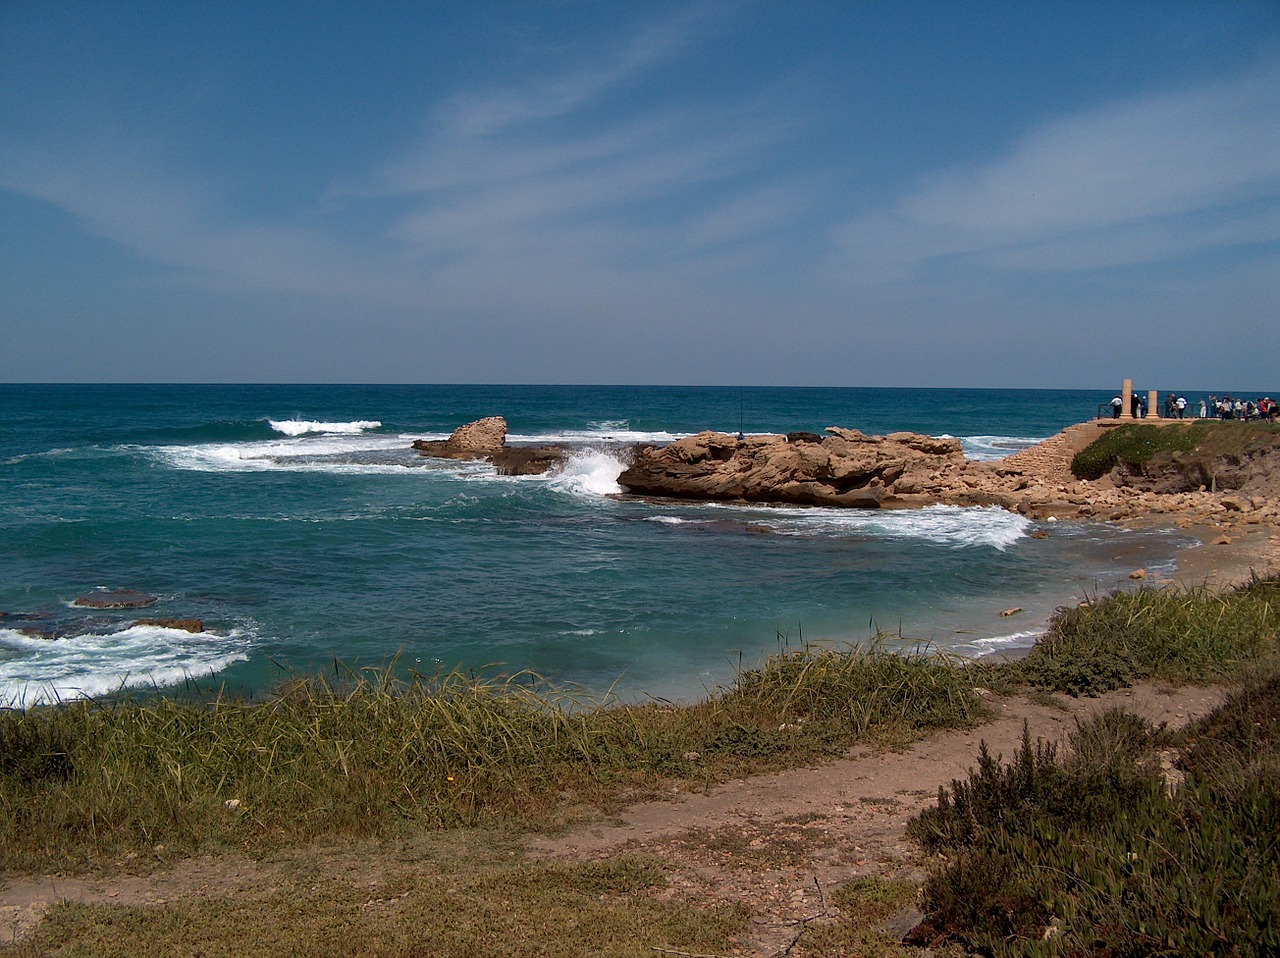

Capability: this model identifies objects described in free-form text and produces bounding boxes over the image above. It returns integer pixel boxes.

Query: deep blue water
[0,384,1195,705]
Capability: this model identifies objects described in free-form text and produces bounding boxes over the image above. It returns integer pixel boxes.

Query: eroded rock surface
[72,590,158,609]
[412,416,565,475]
[618,428,969,508]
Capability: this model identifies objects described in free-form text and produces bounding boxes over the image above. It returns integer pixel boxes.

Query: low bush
[909,679,1280,956]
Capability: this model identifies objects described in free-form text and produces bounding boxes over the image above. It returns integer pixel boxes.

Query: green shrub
[910,685,1280,956]
[1071,422,1206,480]
[1013,576,1280,696]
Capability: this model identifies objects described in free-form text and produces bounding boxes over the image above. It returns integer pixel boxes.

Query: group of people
[1109,392,1279,421]
[1202,395,1278,421]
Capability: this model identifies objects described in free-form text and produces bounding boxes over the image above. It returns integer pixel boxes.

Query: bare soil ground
[0,682,1224,954]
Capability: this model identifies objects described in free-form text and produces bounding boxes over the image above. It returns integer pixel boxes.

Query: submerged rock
[134,618,204,633]
[72,589,158,609]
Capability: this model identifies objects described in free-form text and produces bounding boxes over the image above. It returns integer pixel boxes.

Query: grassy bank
[0,642,988,872]
[1070,418,1280,480]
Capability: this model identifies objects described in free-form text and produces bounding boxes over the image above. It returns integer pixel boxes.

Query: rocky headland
[619,420,1279,525]
[415,416,1280,577]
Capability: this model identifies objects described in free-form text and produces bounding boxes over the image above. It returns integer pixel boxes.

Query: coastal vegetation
[1013,575,1280,696]
[908,676,1280,955]
[0,644,989,872]
[2,576,1278,955]
[1070,419,1280,481]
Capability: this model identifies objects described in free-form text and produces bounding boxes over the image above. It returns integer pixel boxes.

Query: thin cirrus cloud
[0,136,404,302]
[358,14,811,289]
[827,58,1280,286]
[0,3,808,312]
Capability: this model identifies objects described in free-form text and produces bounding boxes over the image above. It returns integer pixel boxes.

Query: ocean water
[1,384,1195,707]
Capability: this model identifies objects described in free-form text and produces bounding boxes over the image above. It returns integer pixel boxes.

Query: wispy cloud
[0,141,399,301]
[1,3,811,315]
[827,58,1280,285]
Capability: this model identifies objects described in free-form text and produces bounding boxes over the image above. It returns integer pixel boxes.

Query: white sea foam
[547,449,626,497]
[147,434,411,474]
[949,628,1045,658]
[509,426,682,445]
[962,435,1045,461]
[969,629,1044,648]
[268,419,382,436]
[0,624,253,707]
[719,503,1032,550]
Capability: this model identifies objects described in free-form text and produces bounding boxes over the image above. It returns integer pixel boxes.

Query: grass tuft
[1012,575,1280,696]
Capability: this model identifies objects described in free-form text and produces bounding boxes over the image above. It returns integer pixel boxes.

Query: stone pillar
[1148,389,1161,420]
[1121,379,1133,419]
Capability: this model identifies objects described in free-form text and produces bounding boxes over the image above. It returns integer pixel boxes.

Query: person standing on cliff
[1110,395,1123,418]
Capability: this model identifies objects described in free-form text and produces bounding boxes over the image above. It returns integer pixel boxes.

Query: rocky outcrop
[412,417,565,476]
[617,428,969,508]
[411,418,1280,553]
[412,416,508,459]
[72,589,158,609]
[135,618,204,633]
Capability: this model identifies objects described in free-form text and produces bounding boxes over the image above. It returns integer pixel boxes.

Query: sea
[1,384,1200,708]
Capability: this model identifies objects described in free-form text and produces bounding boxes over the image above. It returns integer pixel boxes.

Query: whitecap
[146,434,412,474]
[0,624,253,708]
[509,428,682,445]
[723,503,1032,551]
[268,419,382,436]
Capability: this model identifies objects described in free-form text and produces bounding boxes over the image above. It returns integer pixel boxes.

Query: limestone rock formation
[412,416,565,476]
[412,416,508,459]
[617,428,969,508]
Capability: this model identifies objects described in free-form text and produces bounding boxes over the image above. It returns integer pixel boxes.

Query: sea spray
[268,419,382,436]
[547,448,627,498]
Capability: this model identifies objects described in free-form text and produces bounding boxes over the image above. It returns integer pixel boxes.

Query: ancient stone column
[1147,389,1161,420]
[1121,379,1133,419]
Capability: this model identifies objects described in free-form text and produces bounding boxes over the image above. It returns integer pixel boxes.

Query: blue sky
[2,1,1277,388]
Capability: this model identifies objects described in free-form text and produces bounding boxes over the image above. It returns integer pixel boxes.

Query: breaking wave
[0,624,254,707]
[268,419,382,436]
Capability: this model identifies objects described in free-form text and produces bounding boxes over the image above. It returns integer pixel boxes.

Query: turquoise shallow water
[0,384,1195,705]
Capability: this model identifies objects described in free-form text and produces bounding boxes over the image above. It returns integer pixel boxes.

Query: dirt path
[1,682,1224,954]
[525,681,1222,953]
